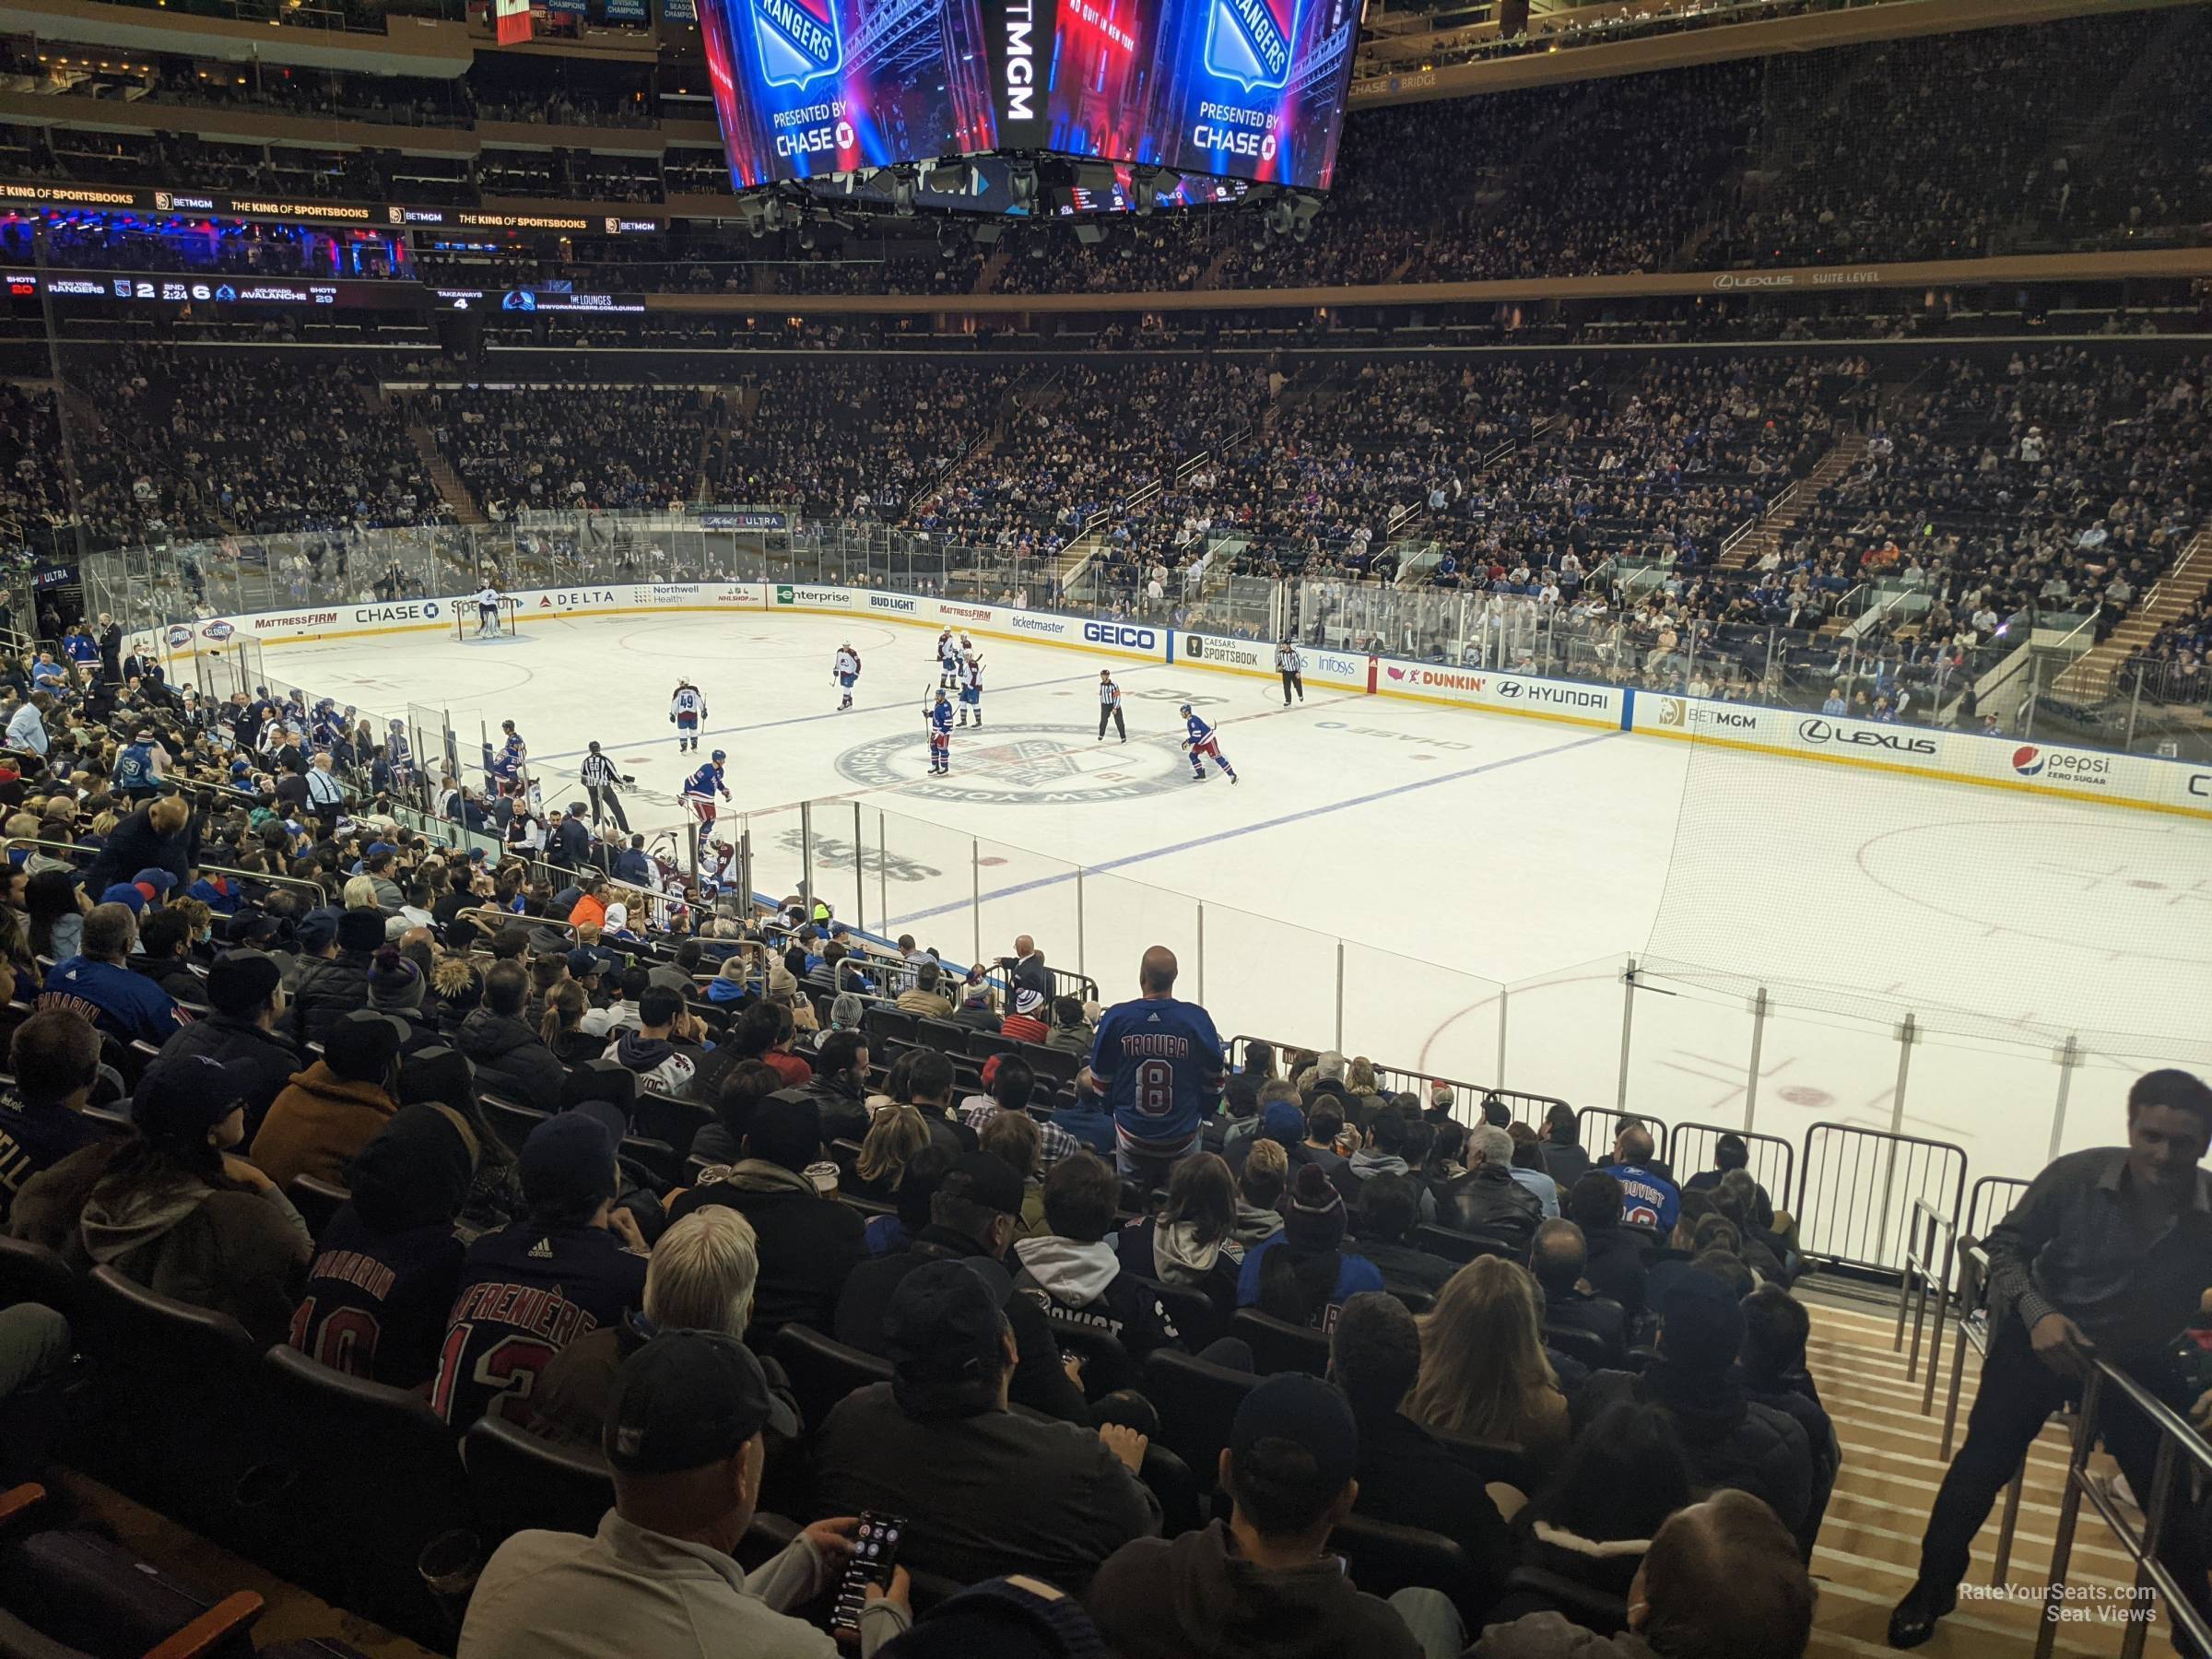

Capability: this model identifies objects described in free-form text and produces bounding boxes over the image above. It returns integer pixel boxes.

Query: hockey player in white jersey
[669,680,708,752]
[956,652,983,727]
[936,630,962,689]
[832,644,862,711]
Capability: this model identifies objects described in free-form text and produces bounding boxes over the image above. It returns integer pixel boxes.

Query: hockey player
[957,651,983,727]
[832,642,862,711]
[474,584,505,639]
[684,748,731,834]
[936,629,963,689]
[1181,704,1238,783]
[1098,670,1126,743]
[925,690,954,776]
[490,719,527,787]
[668,679,707,752]
[1276,639,1305,705]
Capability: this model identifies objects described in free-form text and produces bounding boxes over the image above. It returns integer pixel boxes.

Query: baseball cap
[940,1148,1024,1218]
[882,1256,1014,1382]
[297,908,341,954]
[206,949,282,1017]
[518,1112,618,1214]
[364,841,394,858]
[98,883,146,913]
[131,868,177,894]
[605,1331,777,1475]
[1230,1372,1359,1488]
[1260,1099,1305,1147]
[564,946,601,979]
[134,1054,256,1143]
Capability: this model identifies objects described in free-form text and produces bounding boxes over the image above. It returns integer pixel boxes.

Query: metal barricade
[1668,1122,1796,1217]
[2038,1359,2211,1659]
[1794,1122,1966,1275]
[1966,1173,2033,1242]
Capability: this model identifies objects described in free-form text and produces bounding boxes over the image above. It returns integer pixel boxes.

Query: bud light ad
[700,0,1000,186]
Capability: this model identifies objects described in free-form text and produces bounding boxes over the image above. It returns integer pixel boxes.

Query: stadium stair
[1801,1294,2154,1658]
[2053,526,2212,700]
[1720,432,1865,573]
[406,423,488,528]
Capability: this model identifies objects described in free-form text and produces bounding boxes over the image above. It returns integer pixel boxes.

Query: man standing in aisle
[1098,671,1125,744]
[305,751,347,840]
[1888,1070,2212,1649]
[1275,639,1304,705]
[1087,946,1223,1192]
[580,742,629,832]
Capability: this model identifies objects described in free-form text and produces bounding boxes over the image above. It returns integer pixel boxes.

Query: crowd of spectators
[414,383,717,518]
[0,674,1836,1654]
[65,347,447,544]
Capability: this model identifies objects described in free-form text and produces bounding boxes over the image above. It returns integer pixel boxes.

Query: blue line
[887,728,1621,929]
[526,662,1160,770]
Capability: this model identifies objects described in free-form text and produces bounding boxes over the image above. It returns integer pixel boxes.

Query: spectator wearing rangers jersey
[288,1102,475,1389]
[430,1110,647,1429]
[1276,640,1305,705]
[668,680,708,753]
[1088,946,1226,1189]
[1010,1152,1182,1384]
[1098,671,1125,743]
[832,644,862,712]
[579,741,629,831]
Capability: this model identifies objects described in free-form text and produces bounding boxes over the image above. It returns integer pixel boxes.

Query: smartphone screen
[830,1512,905,1635]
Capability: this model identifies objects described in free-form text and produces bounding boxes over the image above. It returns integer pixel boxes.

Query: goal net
[454,596,524,641]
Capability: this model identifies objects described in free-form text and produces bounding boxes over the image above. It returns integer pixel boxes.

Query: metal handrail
[2,833,326,907]
[2039,1358,2212,1659]
[1895,1195,1958,1411]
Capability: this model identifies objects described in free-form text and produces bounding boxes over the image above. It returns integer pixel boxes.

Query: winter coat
[9,1142,311,1348]
[1576,1359,1813,1539]
[666,1159,865,1337]
[454,1009,568,1110]
[249,1064,401,1192]
[1088,1520,1420,1659]
[290,950,374,1048]
[1437,1163,1544,1254]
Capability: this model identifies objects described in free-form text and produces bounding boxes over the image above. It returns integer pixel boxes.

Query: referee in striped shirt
[580,741,629,832]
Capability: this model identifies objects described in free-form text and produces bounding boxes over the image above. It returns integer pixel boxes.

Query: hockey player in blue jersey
[489,719,527,788]
[832,643,862,711]
[668,680,707,752]
[684,749,731,834]
[924,690,954,775]
[1180,705,1238,783]
[956,652,983,727]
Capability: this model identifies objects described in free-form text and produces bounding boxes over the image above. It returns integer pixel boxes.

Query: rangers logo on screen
[752,0,844,89]
[1206,0,1295,91]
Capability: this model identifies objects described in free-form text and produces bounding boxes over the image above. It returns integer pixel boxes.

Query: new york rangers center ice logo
[1206,0,1295,92]
[753,0,843,90]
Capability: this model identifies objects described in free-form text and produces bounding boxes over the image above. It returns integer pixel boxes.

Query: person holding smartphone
[458,1329,912,1658]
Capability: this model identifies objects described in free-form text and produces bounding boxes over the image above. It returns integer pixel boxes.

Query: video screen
[699,0,999,186]
[1045,0,1360,189]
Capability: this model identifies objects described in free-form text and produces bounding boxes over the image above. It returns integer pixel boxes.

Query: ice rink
[273,608,2212,1200]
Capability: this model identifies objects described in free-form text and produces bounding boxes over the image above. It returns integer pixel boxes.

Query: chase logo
[1206,0,1296,92]
[2012,745,2044,777]
[752,0,842,90]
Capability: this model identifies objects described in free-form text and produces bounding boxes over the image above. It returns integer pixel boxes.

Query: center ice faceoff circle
[835,723,1198,806]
